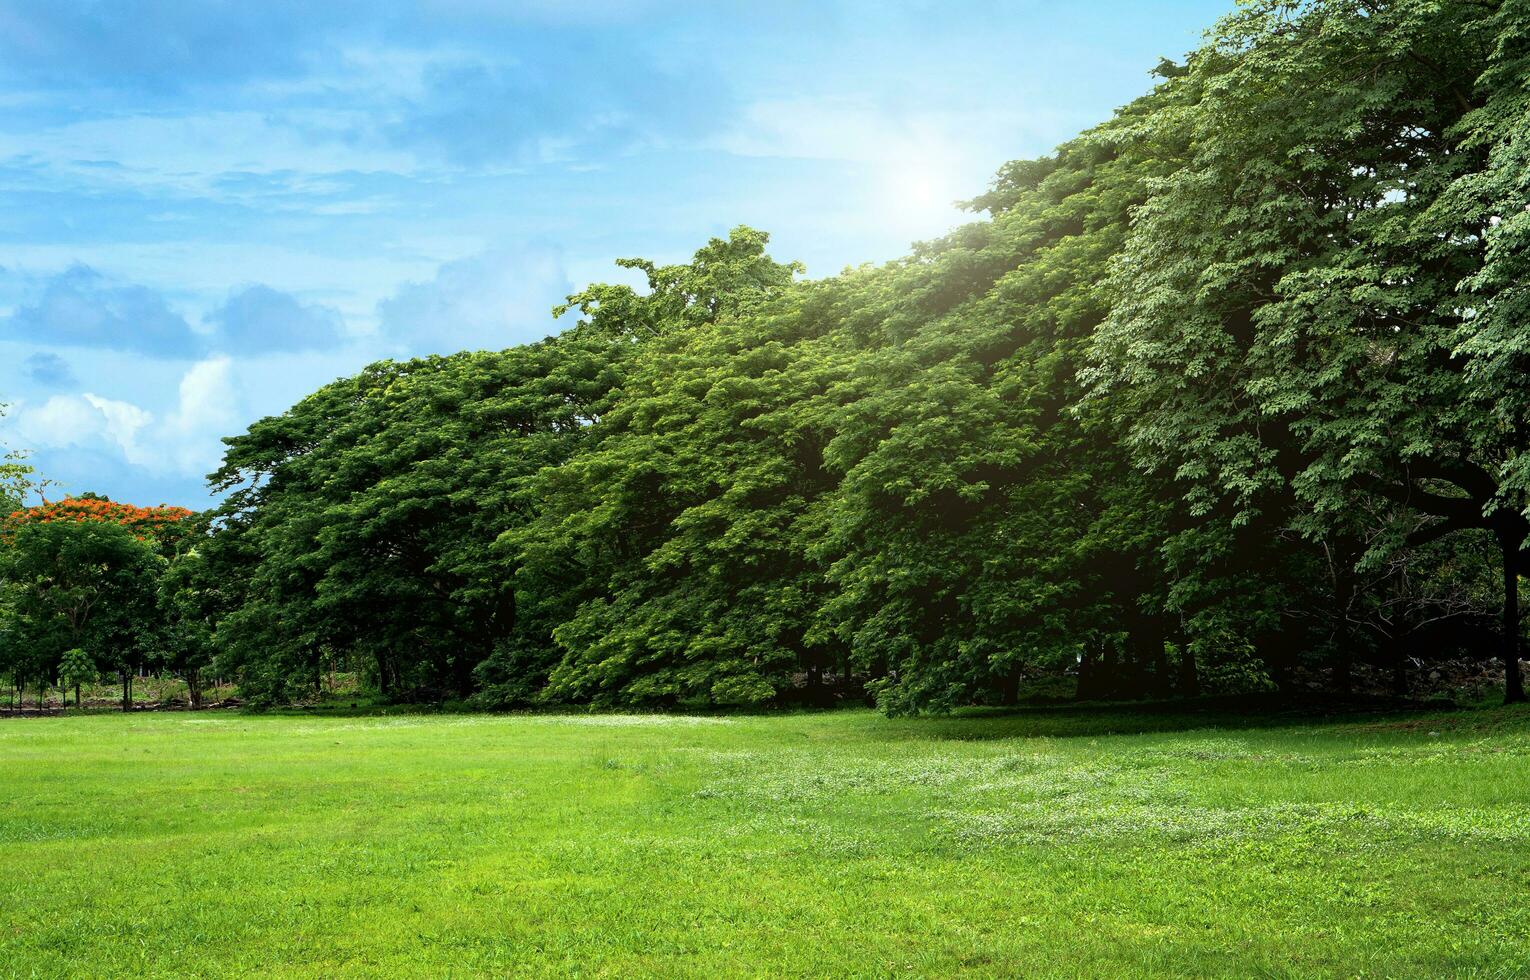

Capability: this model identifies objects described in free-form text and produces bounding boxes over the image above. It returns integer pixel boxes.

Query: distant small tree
[0,402,54,514]
[58,648,95,709]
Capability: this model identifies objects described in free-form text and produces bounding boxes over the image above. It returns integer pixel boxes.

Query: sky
[0,0,1232,508]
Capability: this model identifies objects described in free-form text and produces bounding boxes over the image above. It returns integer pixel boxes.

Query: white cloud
[82,394,153,464]
[10,392,150,464]
[11,395,104,449]
[4,357,240,479]
[162,357,241,475]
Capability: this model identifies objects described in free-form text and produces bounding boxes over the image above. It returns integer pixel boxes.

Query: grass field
[2,703,1529,977]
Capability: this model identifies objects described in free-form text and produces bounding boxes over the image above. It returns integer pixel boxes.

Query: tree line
[4,0,1529,713]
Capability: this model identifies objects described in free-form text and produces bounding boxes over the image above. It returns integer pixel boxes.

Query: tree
[804,78,1191,712]
[58,648,95,709]
[0,408,58,708]
[0,581,40,708]
[502,228,817,707]
[208,332,625,704]
[0,403,53,515]
[1087,0,1530,702]
[159,543,223,709]
[8,496,196,547]
[184,2,1530,712]
[0,511,165,710]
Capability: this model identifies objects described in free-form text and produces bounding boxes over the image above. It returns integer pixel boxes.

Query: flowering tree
[1,496,195,710]
[4,496,195,546]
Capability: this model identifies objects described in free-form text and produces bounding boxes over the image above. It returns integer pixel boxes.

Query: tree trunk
[1333,653,1353,696]
[1102,640,1121,700]
[453,652,476,699]
[1391,639,1410,697]
[1000,664,1023,706]
[374,651,391,697]
[121,671,133,712]
[1502,534,1526,704]
[1077,644,1104,701]
[74,683,81,709]
[1131,613,1170,698]
[806,663,823,703]
[1177,643,1200,698]
[1331,562,1356,695]
[187,669,202,710]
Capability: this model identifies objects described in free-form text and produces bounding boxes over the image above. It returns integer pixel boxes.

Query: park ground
[2,701,1529,977]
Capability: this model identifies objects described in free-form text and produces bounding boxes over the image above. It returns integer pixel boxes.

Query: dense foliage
[3,0,1527,712]
[0,496,196,707]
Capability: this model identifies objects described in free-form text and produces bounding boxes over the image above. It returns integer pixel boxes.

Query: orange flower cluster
[3,497,195,539]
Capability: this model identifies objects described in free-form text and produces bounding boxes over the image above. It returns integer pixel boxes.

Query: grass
[2,702,1529,977]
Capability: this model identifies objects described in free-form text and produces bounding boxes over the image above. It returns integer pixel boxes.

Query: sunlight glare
[880,158,964,237]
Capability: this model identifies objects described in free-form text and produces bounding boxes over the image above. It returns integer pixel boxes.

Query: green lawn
[2,704,1528,977]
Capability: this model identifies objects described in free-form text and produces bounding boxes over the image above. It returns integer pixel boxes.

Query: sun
[888,167,946,211]
[879,160,963,234]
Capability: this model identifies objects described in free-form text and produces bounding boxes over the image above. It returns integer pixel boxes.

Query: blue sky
[0,0,1231,508]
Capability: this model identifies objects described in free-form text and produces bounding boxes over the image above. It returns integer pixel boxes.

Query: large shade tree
[500,228,817,707]
[802,79,1193,712]
[1088,0,1530,701]
[208,336,619,703]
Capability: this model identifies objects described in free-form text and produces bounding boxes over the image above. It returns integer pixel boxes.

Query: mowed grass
[2,704,1529,977]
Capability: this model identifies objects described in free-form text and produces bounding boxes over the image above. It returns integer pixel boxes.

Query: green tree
[209,332,625,704]
[188,3,1530,712]
[0,581,38,708]
[499,227,815,707]
[0,403,54,514]
[803,78,1194,712]
[58,647,95,709]
[0,518,162,710]
[1087,0,1530,701]
[159,540,225,709]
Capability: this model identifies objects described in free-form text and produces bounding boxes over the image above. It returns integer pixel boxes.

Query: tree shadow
[872,693,1473,742]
